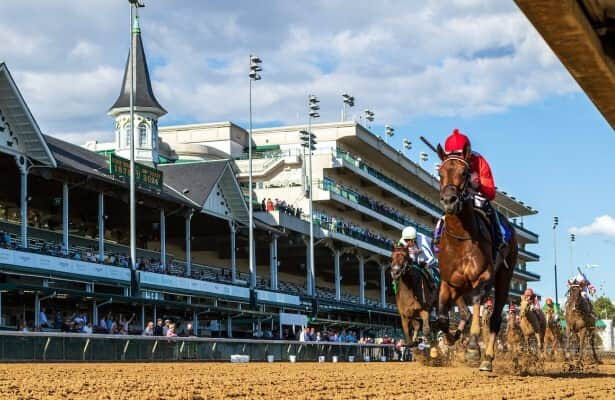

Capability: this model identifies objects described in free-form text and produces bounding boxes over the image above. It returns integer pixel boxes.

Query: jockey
[542,297,560,321]
[568,269,597,315]
[433,128,510,258]
[399,226,438,288]
[523,288,540,311]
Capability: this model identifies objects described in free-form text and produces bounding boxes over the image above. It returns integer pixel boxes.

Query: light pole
[553,216,559,306]
[306,95,320,297]
[385,125,394,143]
[342,93,354,121]
[248,54,262,290]
[363,109,374,128]
[128,0,145,270]
[569,233,575,277]
[419,152,428,168]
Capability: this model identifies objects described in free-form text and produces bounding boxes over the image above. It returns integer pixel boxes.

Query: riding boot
[432,217,443,255]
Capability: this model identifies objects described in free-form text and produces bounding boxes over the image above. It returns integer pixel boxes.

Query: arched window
[138,124,148,147]
[124,125,131,147]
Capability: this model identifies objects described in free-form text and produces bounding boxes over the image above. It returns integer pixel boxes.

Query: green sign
[108,153,163,191]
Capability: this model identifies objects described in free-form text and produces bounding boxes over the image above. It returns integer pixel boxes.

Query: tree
[592,296,615,320]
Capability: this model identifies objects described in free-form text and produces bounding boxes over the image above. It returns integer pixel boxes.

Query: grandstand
[0,11,540,340]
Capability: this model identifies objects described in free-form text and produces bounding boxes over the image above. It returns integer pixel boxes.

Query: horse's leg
[401,316,412,346]
[420,310,431,340]
[454,294,471,342]
[578,328,586,361]
[467,295,481,354]
[411,319,420,347]
[437,282,453,343]
[478,271,507,372]
[590,329,600,364]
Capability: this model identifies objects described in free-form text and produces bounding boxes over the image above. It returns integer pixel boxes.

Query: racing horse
[518,297,546,355]
[565,284,599,363]
[435,143,518,371]
[543,306,563,358]
[390,246,439,347]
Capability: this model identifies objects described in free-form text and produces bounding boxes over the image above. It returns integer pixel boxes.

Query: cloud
[0,0,578,142]
[570,215,615,237]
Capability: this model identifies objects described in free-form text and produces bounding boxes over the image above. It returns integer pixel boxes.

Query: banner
[108,153,163,191]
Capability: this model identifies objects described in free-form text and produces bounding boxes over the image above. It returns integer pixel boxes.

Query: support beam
[250,237,257,289]
[380,264,386,308]
[160,209,166,268]
[227,317,233,338]
[62,182,69,254]
[305,243,313,296]
[17,158,28,248]
[229,221,236,282]
[98,193,105,262]
[141,304,145,331]
[185,210,193,276]
[269,235,278,290]
[358,256,365,305]
[34,294,40,328]
[334,250,341,301]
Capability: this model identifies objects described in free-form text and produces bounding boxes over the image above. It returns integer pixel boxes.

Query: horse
[543,306,563,359]
[505,310,522,355]
[390,246,439,348]
[435,143,518,372]
[565,284,599,363]
[518,297,546,355]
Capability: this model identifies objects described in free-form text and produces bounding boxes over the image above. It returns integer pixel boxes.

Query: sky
[1,0,613,301]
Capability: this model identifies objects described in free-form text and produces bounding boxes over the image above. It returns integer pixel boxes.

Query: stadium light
[363,109,374,128]
[307,94,320,297]
[248,54,263,290]
[419,151,428,168]
[402,138,412,152]
[342,93,355,121]
[553,216,559,306]
[384,125,394,143]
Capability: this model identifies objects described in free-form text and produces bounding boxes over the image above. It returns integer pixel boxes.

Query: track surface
[1,360,614,399]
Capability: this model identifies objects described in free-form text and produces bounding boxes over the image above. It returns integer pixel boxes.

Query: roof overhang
[515,0,615,129]
[0,63,56,167]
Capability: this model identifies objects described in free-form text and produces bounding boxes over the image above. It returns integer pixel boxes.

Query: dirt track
[0,360,614,400]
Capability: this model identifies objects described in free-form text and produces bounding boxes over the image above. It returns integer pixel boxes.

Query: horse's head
[437,143,471,214]
[519,297,531,317]
[567,284,583,306]
[390,246,407,280]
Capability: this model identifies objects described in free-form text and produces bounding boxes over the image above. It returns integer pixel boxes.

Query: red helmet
[444,128,471,154]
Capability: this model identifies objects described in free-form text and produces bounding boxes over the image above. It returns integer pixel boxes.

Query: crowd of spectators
[141,318,194,337]
[258,198,303,218]
[312,211,395,249]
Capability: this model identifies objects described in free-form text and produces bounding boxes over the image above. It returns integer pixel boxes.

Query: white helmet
[401,226,417,240]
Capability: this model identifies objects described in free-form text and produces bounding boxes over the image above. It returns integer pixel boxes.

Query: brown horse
[390,246,439,347]
[543,306,563,358]
[505,311,522,355]
[565,285,599,363]
[435,143,518,371]
[518,297,546,355]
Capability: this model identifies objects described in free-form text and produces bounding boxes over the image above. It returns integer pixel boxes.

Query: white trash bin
[267,355,275,363]
[364,356,370,362]
[348,355,355,363]
[380,356,387,362]
[289,355,297,363]
[318,355,325,363]
[332,355,338,363]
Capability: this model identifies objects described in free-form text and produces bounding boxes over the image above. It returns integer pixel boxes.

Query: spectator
[82,322,93,334]
[18,321,29,332]
[181,323,195,337]
[299,326,309,342]
[163,319,171,336]
[309,327,316,341]
[142,321,155,336]
[119,313,136,335]
[166,323,177,337]
[39,307,49,328]
[153,318,164,336]
[266,198,274,212]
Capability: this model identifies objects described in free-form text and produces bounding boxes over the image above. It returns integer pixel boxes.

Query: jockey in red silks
[433,128,510,257]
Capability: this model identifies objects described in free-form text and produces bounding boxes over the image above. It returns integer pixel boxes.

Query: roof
[0,63,57,167]
[515,0,615,129]
[108,16,166,117]
[44,134,194,207]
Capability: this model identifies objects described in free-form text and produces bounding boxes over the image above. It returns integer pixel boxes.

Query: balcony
[513,267,540,282]
[317,179,433,237]
[512,222,539,244]
[518,248,540,262]
[332,148,442,218]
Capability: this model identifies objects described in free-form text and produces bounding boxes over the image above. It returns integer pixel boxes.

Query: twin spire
[108,15,166,117]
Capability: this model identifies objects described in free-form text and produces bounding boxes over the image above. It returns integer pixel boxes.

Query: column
[62,182,69,254]
[160,209,166,268]
[305,243,313,295]
[379,264,386,308]
[229,221,236,282]
[141,304,145,331]
[92,301,98,328]
[334,250,341,301]
[227,317,233,338]
[185,210,193,276]
[17,158,28,248]
[193,311,198,336]
[358,256,365,305]
[98,193,105,262]
[269,235,278,291]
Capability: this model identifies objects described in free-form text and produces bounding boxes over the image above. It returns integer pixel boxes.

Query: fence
[0,331,394,362]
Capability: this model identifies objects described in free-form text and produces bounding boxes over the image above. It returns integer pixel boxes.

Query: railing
[312,214,395,251]
[319,179,433,237]
[333,148,442,215]
[0,331,394,362]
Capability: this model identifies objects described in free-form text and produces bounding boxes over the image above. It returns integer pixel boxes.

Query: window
[124,125,131,147]
[138,124,147,147]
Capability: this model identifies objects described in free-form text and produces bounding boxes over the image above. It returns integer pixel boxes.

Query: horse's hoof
[478,360,493,372]
[466,348,481,362]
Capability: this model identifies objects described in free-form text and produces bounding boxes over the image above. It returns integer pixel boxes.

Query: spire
[108,15,166,117]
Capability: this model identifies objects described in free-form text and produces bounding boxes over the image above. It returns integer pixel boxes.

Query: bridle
[439,155,473,240]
